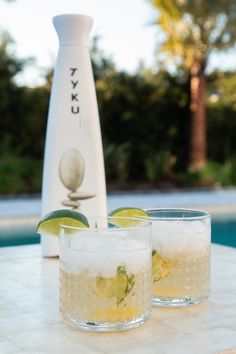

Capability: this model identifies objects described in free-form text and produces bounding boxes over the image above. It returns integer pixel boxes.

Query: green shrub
[103,142,131,182]
[0,154,42,195]
[182,160,236,187]
[145,151,176,181]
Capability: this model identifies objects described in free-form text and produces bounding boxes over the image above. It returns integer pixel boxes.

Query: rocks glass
[59,217,152,331]
[147,209,211,307]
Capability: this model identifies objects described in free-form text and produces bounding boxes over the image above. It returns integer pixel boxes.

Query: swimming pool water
[212,217,236,248]
[0,225,39,247]
[0,217,235,248]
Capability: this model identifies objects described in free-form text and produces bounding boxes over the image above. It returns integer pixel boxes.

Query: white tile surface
[0,244,236,354]
[0,337,21,354]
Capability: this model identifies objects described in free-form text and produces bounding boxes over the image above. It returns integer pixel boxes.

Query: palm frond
[150,0,236,69]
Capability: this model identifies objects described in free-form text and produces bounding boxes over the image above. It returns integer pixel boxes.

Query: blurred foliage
[149,0,236,171]
[98,69,190,182]
[0,153,42,194]
[182,160,236,187]
[1,34,236,194]
[207,71,236,163]
[0,32,49,194]
[150,0,236,68]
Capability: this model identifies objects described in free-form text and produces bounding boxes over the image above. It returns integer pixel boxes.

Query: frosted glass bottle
[41,14,107,256]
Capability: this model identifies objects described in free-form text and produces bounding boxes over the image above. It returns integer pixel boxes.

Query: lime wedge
[36,209,89,236]
[109,207,148,227]
[109,207,148,218]
[152,250,173,281]
[96,266,135,305]
[107,271,128,300]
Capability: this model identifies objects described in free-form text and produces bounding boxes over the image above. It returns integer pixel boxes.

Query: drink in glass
[147,209,211,307]
[59,217,152,331]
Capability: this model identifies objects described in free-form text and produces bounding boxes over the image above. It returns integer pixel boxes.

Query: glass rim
[60,216,152,232]
[145,208,210,221]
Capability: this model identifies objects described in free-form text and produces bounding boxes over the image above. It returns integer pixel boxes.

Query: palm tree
[149,0,236,171]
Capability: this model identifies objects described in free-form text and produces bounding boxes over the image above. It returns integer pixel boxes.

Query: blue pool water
[0,190,236,247]
[1,189,236,217]
[0,216,235,248]
[0,225,39,247]
[211,217,236,248]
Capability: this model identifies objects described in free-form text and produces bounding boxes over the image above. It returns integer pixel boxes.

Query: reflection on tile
[182,300,216,315]
[217,349,236,354]
[53,322,140,353]
[151,307,191,321]
[126,318,184,345]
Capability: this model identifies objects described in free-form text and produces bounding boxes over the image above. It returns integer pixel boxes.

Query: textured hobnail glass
[60,267,151,331]
[147,209,211,307]
[59,217,152,331]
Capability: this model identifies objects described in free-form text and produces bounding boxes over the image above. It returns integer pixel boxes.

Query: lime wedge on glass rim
[36,209,89,236]
[108,207,148,227]
[110,207,174,281]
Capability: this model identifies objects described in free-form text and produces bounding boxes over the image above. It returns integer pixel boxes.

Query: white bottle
[41,14,107,256]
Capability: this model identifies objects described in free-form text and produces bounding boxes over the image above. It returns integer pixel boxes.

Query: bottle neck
[53,14,93,47]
